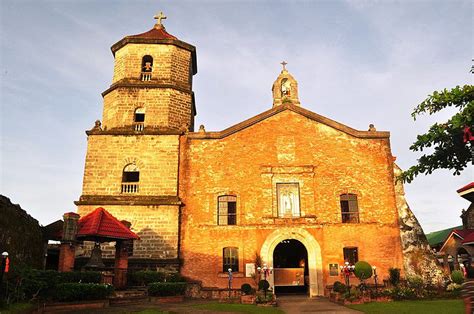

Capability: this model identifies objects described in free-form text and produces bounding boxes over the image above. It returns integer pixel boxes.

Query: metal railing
[121,183,139,194]
[133,122,144,132]
[141,72,152,81]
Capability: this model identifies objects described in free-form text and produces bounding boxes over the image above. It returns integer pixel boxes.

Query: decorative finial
[280,61,288,71]
[154,11,167,28]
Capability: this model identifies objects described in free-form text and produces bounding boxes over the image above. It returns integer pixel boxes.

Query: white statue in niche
[281,79,291,97]
[278,183,300,217]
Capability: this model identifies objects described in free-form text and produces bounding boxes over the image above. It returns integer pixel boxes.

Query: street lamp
[372,266,378,297]
[228,268,233,298]
[257,263,273,299]
[340,262,355,288]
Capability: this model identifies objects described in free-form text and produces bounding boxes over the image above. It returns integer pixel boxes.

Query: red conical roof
[127,26,177,40]
[77,207,139,241]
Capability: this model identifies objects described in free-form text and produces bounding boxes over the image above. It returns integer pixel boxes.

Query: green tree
[400,85,474,183]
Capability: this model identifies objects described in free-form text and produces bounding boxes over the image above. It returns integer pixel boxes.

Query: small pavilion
[58,207,139,288]
[438,182,474,273]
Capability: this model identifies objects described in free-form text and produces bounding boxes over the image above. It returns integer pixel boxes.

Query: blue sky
[0,0,472,232]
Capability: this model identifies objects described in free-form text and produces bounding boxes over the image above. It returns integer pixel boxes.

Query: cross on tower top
[154,11,167,28]
[280,61,288,71]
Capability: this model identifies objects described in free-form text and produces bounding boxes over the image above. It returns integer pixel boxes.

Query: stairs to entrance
[109,288,148,306]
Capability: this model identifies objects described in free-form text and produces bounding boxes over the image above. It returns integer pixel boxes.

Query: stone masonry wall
[112,44,192,89]
[0,195,44,268]
[81,135,179,196]
[102,88,193,130]
[179,109,405,290]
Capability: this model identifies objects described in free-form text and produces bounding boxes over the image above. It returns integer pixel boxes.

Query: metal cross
[154,11,167,26]
[281,61,288,71]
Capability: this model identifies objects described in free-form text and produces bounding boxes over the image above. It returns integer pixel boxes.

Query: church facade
[76,15,415,296]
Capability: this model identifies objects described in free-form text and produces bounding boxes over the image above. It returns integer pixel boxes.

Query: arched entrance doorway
[273,239,308,294]
[260,228,323,297]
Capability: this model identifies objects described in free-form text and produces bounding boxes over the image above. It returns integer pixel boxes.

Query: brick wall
[179,109,404,291]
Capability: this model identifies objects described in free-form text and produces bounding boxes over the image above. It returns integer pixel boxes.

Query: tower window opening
[141,55,153,81]
[122,163,139,193]
[134,108,145,131]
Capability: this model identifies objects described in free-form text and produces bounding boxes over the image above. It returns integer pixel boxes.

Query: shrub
[406,275,424,295]
[389,286,416,300]
[446,282,462,291]
[258,280,270,291]
[333,281,347,293]
[148,282,187,296]
[54,283,114,302]
[241,283,252,295]
[128,271,166,286]
[354,261,372,281]
[58,271,101,284]
[165,272,186,283]
[451,270,464,284]
[388,268,401,286]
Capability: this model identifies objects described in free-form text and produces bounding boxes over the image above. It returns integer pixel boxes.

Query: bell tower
[75,13,197,270]
[272,61,300,107]
[101,11,197,132]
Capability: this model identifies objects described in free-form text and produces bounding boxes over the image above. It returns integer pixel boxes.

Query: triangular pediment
[189,104,389,140]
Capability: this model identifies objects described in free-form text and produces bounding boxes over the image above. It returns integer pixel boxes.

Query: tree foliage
[400,85,474,183]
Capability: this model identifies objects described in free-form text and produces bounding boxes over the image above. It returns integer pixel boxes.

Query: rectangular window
[223,247,239,272]
[218,195,237,225]
[340,194,359,223]
[343,247,359,265]
[277,183,301,217]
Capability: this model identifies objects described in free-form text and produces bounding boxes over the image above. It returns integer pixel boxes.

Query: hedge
[54,283,114,302]
[4,269,102,301]
[128,271,185,286]
[148,282,187,296]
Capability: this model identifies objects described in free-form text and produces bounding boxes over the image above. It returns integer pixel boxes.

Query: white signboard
[245,263,255,278]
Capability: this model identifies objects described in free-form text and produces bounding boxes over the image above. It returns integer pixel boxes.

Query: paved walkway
[277,295,361,314]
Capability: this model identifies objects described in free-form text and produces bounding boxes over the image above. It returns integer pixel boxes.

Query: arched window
[223,247,239,272]
[141,55,153,81]
[218,195,237,225]
[340,194,359,223]
[134,108,145,131]
[121,163,139,193]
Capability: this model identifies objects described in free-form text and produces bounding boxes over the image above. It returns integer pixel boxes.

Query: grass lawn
[0,303,36,313]
[192,302,284,313]
[346,299,464,314]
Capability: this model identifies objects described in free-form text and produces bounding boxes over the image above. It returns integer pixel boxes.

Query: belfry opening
[273,239,308,295]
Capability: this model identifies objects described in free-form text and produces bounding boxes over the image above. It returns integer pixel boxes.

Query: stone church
[75,14,440,296]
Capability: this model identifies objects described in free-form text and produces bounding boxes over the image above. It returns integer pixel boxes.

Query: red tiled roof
[453,229,473,239]
[458,182,474,193]
[462,231,474,244]
[77,207,139,241]
[127,27,177,40]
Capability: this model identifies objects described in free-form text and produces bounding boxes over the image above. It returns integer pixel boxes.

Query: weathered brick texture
[179,110,404,295]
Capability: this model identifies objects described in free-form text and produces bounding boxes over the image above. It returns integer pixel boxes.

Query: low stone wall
[185,281,241,299]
